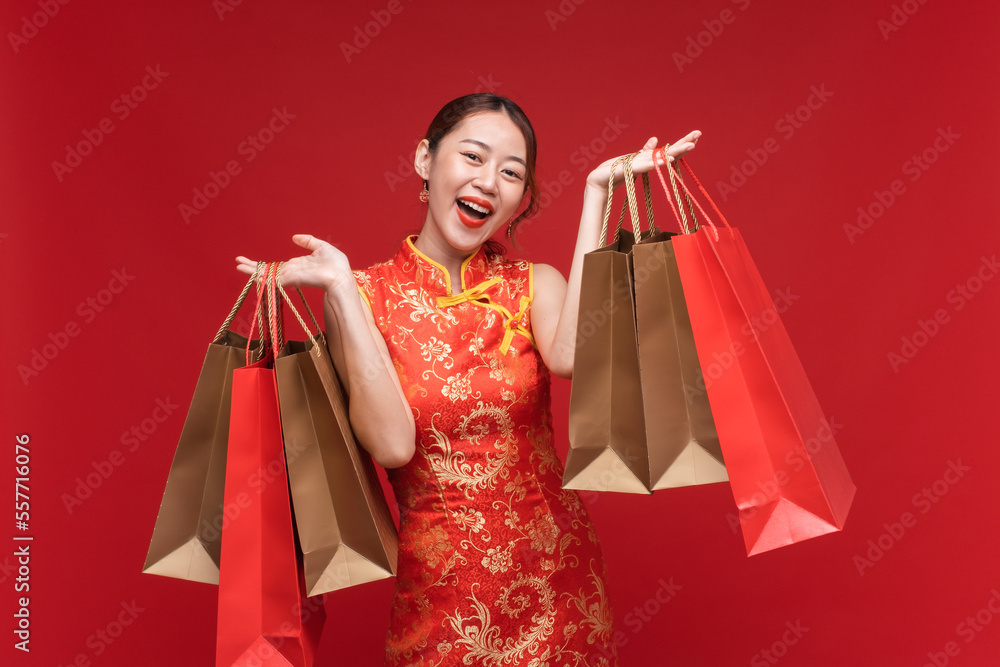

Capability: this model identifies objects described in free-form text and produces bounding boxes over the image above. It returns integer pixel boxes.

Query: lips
[455,196,495,229]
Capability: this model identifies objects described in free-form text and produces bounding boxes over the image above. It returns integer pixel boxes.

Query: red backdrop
[5,1,1000,665]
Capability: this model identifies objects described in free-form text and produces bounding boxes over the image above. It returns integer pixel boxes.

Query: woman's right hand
[236,234,354,297]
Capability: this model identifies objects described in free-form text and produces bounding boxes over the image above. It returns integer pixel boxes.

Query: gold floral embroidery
[420,336,453,365]
[480,546,514,575]
[357,239,617,666]
[450,506,486,534]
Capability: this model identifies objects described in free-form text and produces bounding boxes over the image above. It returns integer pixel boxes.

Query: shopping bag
[629,155,728,490]
[564,154,652,494]
[657,154,856,555]
[272,280,398,596]
[144,266,267,584]
[216,263,325,667]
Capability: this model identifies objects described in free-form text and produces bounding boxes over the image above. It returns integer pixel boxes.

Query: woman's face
[416,111,528,254]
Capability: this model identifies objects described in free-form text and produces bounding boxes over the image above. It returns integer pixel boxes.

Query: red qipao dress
[354,237,618,667]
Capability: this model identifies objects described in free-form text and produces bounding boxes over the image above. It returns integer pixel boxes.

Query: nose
[473,167,497,195]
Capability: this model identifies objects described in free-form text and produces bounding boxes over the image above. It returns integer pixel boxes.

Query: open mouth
[456,197,494,228]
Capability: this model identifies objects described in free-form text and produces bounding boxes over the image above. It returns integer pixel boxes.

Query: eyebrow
[459,139,526,167]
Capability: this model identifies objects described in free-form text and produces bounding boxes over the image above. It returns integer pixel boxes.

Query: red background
[4,1,1000,665]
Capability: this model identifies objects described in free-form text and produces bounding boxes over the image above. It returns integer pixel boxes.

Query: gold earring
[419,180,429,203]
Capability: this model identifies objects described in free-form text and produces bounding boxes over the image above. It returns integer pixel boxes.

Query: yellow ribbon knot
[435,278,534,355]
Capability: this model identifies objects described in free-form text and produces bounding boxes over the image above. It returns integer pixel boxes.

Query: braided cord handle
[266,262,283,357]
[678,157,732,231]
[621,153,642,244]
[599,156,628,245]
[273,263,323,357]
[652,145,695,234]
[213,261,265,344]
[652,148,726,240]
[245,262,271,365]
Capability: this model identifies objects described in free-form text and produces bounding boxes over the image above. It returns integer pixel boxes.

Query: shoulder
[529,264,567,319]
[531,263,567,296]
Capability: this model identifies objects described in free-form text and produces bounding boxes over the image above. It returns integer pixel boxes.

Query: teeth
[460,199,491,215]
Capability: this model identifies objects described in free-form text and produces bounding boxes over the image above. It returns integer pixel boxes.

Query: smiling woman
[236,92,700,666]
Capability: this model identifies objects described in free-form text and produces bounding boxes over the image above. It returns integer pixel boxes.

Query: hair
[422,93,539,253]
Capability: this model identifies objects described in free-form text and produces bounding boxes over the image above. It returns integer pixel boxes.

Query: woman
[238,93,699,666]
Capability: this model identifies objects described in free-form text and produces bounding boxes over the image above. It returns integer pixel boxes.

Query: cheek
[500,183,528,215]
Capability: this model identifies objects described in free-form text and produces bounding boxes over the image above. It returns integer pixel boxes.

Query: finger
[292,233,320,250]
[641,136,658,151]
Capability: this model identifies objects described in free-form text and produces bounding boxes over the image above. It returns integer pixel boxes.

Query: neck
[413,229,481,295]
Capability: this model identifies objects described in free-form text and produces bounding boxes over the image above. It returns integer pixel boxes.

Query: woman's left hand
[584,130,701,193]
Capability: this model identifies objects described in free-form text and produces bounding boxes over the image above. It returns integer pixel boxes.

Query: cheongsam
[355,236,617,667]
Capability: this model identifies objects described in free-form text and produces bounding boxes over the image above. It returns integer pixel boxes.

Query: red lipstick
[455,196,494,229]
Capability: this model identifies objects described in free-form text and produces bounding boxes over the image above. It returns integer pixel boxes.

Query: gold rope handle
[621,152,643,244]
[599,155,628,246]
[213,261,265,343]
[666,147,693,234]
[641,171,655,232]
[294,286,322,333]
[667,153,699,232]
[274,263,323,358]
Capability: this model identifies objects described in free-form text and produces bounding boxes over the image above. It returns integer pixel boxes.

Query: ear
[414,139,432,180]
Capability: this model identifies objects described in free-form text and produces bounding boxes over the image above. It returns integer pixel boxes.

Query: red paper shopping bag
[658,155,856,555]
[216,264,325,667]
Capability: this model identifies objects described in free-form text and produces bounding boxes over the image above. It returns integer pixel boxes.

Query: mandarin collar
[396,235,492,296]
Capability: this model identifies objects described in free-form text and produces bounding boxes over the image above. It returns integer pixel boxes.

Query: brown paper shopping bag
[564,154,652,494]
[273,278,398,596]
[631,154,728,490]
[144,267,268,584]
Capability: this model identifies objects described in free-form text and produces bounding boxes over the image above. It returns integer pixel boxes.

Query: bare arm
[531,132,702,379]
[237,234,415,468]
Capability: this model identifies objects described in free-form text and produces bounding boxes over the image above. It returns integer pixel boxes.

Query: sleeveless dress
[355,237,618,667]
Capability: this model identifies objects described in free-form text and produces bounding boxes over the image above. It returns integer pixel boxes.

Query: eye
[462,152,482,163]
[502,168,524,181]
